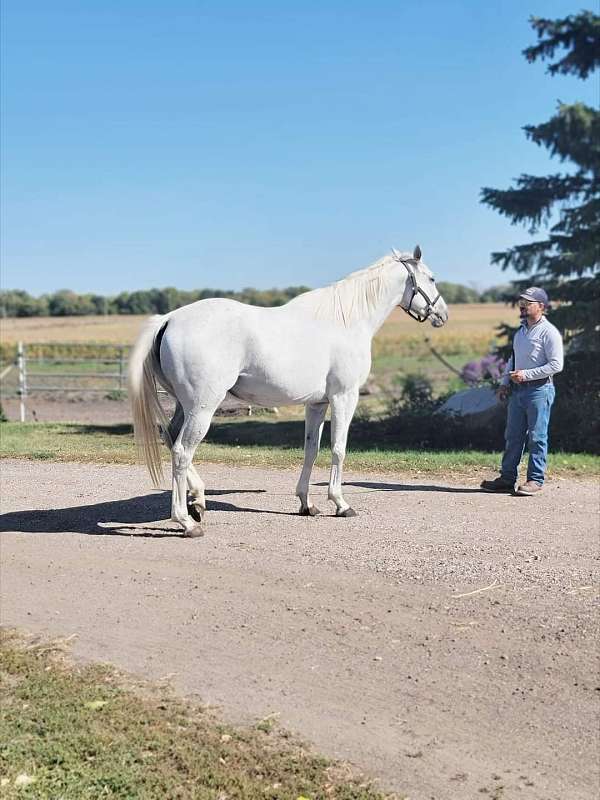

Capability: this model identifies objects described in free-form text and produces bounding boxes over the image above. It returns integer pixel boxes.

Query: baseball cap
[519,286,549,305]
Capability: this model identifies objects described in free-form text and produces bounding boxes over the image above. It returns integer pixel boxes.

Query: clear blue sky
[1,1,595,295]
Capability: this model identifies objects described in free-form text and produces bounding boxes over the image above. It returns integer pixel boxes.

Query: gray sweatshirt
[500,316,564,385]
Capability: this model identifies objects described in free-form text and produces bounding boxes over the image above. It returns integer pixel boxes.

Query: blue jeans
[501,383,555,485]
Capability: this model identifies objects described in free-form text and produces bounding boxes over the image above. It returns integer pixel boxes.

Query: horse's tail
[128,314,172,487]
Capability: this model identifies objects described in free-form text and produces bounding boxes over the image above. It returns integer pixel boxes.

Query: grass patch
[0,629,392,799]
[1,421,598,477]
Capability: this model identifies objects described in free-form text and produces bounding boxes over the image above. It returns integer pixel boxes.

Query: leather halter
[393,253,441,323]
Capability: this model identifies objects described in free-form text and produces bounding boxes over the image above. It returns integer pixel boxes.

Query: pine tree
[481,10,599,349]
[481,11,599,453]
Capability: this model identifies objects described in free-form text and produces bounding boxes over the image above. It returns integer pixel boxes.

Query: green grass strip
[0,630,391,799]
[1,422,598,476]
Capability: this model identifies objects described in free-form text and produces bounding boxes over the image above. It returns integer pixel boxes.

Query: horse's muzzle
[430,308,448,327]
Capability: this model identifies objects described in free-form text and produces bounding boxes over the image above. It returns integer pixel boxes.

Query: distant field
[372,303,513,389]
[0,314,147,345]
[0,304,515,396]
[0,304,514,346]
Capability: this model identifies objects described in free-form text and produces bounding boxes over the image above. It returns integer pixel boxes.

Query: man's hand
[496,385,510,402]
[509,370,526,384]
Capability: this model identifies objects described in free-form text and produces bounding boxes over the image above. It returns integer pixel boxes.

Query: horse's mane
[287,252,409,327]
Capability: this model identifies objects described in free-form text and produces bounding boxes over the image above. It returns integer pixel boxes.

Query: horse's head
[392,245,448,327]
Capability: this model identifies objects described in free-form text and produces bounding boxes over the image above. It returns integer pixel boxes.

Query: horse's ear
[413,245,422,261]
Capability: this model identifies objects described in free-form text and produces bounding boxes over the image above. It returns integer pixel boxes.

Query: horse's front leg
[296,401,328,515]
[328,388,359,517]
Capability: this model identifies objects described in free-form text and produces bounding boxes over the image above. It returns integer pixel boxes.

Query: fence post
[118,346,124,392]
[17,341,26,422]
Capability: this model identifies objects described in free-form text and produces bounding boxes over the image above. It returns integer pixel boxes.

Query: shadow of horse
[1,478,484,538]
[314,480,482,494]
[0,488,283,538]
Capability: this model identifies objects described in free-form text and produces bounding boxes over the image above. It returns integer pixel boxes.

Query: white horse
[129,246,448,536]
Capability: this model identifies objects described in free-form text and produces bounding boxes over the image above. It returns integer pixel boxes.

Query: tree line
[0,286,309,317]
[0,281,512,317]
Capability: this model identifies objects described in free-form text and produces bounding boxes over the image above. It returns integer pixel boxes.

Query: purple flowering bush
[460,354,506,386]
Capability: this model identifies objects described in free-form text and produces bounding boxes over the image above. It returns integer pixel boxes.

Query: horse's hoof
[299,505,321,517]
[336,507,357,518]
[188,502,205,522]
[183,524,204,538]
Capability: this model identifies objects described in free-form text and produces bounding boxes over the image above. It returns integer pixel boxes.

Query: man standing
[481,287,564,496]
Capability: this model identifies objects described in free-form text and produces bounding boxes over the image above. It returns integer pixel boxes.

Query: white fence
[4,342,130,422]
[3,341,266,421]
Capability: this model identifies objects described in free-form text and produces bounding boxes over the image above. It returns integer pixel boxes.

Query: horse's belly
[231,372,326,406]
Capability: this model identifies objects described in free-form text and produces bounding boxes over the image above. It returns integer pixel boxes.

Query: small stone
[14,774,36,787]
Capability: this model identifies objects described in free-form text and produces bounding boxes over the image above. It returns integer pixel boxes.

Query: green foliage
[105,389,127,401]
[481,10,600,451]
[2,420,597,473]
[0,290,49,317]
[481,10,600,351]
[479,284,514,303]
[0,631,387,800]
[551,352,600,452]
[47,290,99,316]
[381,363,599,454]
[395,374,438,412]
[435,281,480,303]
[524,11,600,78]
[381,374,505,452]
[0,283,512,318]
[0,285,313,318]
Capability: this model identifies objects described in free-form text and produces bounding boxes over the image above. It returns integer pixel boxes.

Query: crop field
[0,314,145,346]
[0,303,513,348]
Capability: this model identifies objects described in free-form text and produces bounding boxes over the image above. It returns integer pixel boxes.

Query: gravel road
[1,459,598,799]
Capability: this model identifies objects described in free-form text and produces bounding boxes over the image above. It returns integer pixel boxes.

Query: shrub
[460,354,506,385]
[375,373,504,451]
[550,353,600,453]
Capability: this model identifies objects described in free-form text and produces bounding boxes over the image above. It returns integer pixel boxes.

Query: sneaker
[515,480,543,496]
[480,477,515,493]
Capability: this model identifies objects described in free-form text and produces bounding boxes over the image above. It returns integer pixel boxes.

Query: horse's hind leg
[167,402,206,523]
[186,465,206,522]
[170,403,220,537]
[296,402,328,515]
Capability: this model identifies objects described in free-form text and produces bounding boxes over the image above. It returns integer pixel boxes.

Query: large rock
[437,386,505,430]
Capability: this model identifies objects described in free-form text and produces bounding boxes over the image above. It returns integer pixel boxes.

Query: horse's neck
[362,271,408,337]
[287,256,408,335]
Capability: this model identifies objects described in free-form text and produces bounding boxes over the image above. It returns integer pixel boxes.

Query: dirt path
[1,459,598,799]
